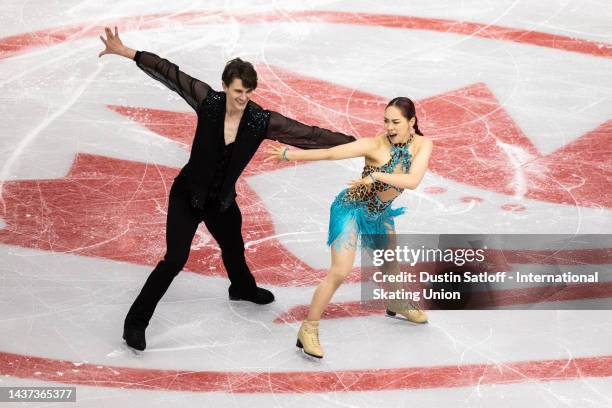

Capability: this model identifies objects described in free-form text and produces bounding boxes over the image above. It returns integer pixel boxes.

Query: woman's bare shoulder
[373,132,388,145]
[414,135,433,150]
[355,134,385,149]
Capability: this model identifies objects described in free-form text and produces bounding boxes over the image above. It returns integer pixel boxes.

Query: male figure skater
[98,26,356,350]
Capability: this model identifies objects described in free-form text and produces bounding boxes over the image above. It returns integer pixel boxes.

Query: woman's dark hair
[222,58,258,90]
[386,97,423,136]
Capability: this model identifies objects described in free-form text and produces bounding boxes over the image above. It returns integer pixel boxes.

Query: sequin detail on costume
[327,189,405,250]
[344,135,414,214]
[247,108,271,132]
[200,91,224,119]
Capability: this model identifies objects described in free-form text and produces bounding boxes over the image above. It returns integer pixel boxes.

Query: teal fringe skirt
[327,189,405,250]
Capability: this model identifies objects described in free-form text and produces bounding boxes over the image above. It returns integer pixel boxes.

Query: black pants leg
[125,181,201,328]
[201,201,258,297]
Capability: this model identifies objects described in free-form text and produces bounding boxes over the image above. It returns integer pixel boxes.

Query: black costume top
[134,51,356,211]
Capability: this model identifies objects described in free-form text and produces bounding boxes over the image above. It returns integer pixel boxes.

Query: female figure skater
[266,97,433,359]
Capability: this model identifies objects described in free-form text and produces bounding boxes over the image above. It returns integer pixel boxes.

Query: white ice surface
[1,1,610,407]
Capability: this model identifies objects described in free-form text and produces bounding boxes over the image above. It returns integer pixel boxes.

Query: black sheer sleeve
[134,50,211,111]
[266,111,356,149]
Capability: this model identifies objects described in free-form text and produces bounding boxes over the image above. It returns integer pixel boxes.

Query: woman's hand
[98,26,130,58]
[264,144,290,162]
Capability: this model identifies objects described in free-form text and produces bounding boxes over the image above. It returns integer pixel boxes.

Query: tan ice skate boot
[386,301,428,324]
[296,320,324,358]
[386,308,428,323]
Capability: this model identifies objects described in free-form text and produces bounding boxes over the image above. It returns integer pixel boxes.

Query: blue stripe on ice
[327,189,405,250]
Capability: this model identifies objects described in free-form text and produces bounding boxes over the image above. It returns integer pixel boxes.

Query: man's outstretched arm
[98,26,210,112]
[265,111,356,149]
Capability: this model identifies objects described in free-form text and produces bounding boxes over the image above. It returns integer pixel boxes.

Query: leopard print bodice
[344,136,413,214]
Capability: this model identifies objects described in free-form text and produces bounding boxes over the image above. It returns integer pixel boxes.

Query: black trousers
[125,177,257,328]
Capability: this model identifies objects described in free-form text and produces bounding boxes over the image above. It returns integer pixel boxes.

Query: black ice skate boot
[122,319,146,351]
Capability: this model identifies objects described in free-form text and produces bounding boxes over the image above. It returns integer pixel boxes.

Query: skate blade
[385,313,428,325]
[123,340,144,356]
[296,348,323,361]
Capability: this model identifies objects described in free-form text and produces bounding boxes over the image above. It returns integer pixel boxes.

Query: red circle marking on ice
[1,11,611,60]
[1,351,611,393]
[1,9,611,394]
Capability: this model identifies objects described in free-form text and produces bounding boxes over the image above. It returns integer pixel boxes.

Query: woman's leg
[306,232,357,321]
[381,222,428,323]
[297,232,357,358]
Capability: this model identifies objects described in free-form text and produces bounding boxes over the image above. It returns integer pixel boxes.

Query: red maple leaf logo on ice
[1,13,611,393]
[0,65,609,288]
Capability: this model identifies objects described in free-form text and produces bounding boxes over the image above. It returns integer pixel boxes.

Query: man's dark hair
[222,58,258,90]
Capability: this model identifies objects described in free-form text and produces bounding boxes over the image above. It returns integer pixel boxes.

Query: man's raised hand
[98,26,127,58]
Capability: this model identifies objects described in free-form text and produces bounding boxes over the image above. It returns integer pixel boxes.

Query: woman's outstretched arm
[265,137,375,163]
